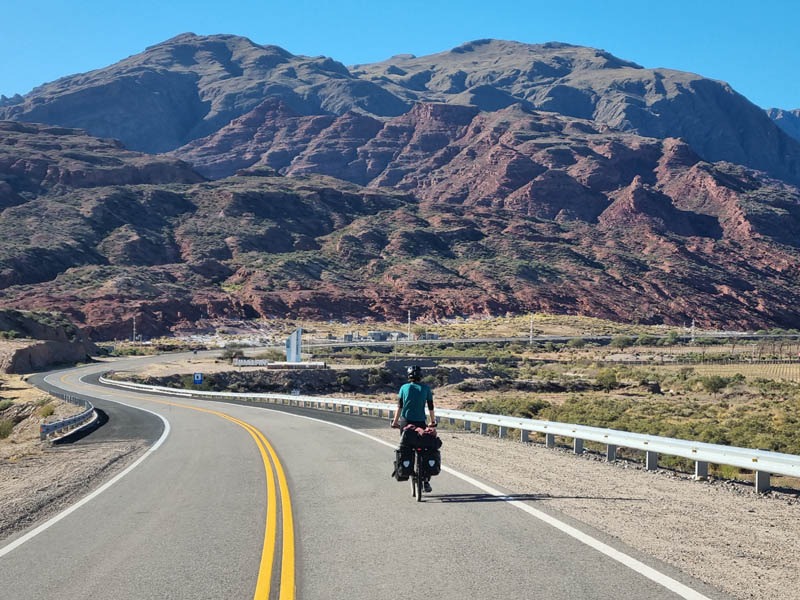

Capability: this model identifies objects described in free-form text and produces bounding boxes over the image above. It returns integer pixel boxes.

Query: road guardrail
[98,376,799,492]
[40,393,96,441]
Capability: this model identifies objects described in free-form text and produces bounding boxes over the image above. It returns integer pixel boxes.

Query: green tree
[567,337,586,349]
[609,336,634,350]
[701,375,728,397]
[596,369,618,392]
[221,347,245,361]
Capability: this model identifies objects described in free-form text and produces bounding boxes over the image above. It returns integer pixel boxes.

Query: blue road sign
[193,373,203,385]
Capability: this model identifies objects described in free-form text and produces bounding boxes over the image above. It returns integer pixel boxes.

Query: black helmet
[407,365,422,381]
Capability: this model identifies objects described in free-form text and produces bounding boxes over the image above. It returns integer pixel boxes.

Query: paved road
[0,356,732,599]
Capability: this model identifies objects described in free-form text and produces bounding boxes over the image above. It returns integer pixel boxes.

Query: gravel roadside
[0,440,148,542]
[369,426,799,600]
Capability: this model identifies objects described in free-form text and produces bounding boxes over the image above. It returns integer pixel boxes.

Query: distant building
[367,331,390,341]
[417,333,439,340]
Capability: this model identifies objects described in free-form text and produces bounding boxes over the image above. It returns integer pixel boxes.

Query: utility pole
[529,315,534,345]
[691,319,696,344]
[132,314,136,343]
[407,310,411,340]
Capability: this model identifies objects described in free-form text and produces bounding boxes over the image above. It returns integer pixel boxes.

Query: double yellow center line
[61,375,295,600]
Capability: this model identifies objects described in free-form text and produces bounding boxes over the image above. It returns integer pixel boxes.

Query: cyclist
[391,365,436,492]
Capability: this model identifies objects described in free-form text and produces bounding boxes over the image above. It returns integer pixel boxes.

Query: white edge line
[55,373,713,600]
[0,375,172,559]
[197,397,715,600]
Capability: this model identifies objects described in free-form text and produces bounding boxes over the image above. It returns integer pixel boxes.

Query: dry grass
[0,375,53,405]
[653,362,800,383]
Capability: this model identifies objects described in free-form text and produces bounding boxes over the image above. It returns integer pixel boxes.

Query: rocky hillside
[0,33,409,154]
[0,309,96,373]
[768,108,800,143]
[2,116,800,336]
[2,34,799,186]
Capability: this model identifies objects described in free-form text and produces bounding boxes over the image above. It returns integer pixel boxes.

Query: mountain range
[1,34,800,337]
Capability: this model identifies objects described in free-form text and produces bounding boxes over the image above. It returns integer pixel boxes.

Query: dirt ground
[0,375,148,541]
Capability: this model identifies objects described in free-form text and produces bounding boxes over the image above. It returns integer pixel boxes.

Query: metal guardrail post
[97,376,800,491]
[695,461,709,480]
[607,444,617,462]
[574,438,584,455]
[646,451,659,471]
[520,429,529,443]
[499,426,508,439]
[755,471,771,493]
[449,418,455,425]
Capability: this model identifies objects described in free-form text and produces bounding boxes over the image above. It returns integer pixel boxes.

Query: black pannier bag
[420,449,441,477]
[418,433,442,450]
[400,428,420,447]
[393,447,414,481]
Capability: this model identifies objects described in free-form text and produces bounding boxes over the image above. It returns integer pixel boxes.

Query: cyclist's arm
[391,392,403,427]
[427,390,435,426]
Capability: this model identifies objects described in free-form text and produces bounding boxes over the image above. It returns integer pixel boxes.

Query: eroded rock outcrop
[0,309,96,373]
[3,114,800,336]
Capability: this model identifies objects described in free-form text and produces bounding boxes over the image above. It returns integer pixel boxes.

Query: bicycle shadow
[424,493,646,504]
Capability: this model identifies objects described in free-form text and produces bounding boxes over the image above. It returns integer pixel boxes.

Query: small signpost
[193,373,203,385]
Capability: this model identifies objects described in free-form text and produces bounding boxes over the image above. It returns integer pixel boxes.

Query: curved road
[0,355,731,599]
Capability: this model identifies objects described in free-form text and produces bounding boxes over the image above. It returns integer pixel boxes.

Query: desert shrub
[701,375,728,396]
[596,368,618,391]
[567,338,586,348]
[662,331,679,346]
[39,403,55,418]
[433,367,450,386]
[367,367,392,386]
[0,399,13,412]
[0,419,13,438]
[609,336,634,349]
[254,349,284,361]
[468,396,551,419]
[221,347,245,361]
[336,372,352,391]
[0,330,20,340]
[487,361,514,379]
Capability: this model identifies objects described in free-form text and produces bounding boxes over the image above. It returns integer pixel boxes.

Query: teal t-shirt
[398,382,433,422]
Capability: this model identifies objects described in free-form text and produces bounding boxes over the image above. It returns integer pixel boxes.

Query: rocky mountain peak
[767,107,800,143]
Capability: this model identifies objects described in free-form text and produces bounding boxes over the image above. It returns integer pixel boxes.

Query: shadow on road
[425,493,646,503]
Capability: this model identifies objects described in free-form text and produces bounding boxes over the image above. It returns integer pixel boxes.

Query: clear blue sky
[1,0,797,109]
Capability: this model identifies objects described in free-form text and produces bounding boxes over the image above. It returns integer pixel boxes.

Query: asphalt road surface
[0,356,732,599]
